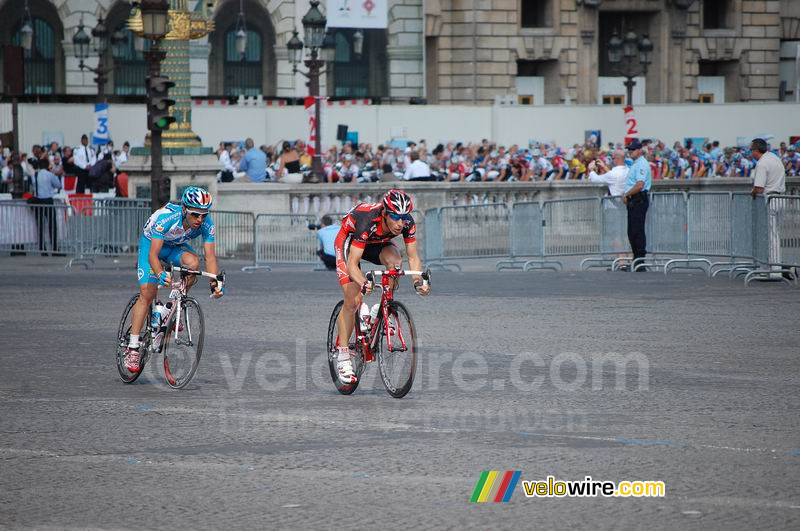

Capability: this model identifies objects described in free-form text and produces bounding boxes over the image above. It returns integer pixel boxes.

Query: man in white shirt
[750,138,787,272]
[115,141,130,167]
[403,150,434,181]
[218,143,235,182]
[587,149,628,197]
[73,134,96,193]
[750,138,786,197]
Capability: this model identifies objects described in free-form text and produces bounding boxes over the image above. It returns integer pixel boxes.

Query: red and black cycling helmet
[383,189,413,216]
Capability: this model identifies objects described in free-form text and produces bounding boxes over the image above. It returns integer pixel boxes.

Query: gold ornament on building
[128,1,216,41]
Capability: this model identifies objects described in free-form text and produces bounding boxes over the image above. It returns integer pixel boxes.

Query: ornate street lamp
[73,20,91,63]
[140,0,169,40]
[292,0,330,182]
[606,27,653,106]
[73,13,125,99]
[352,30,364,58]
[622,28,638,59]
[638,33,653,66]
[92,16,109,56]
[287,30,303,67]
[302,0,326,48]
[234,0,248,58]
[607,29,622,64]
[18,0,34,52]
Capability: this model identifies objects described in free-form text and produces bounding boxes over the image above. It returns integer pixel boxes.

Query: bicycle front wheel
[376,301,417,398]
[116,294,150,384]
[162,298,205,389]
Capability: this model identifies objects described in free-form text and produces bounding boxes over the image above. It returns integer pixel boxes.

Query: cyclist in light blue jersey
[124,186,223,373]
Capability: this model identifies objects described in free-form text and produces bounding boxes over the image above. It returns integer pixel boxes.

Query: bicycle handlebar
[363,268,431,294]
[164,266,226,298]
[169,265,226,283]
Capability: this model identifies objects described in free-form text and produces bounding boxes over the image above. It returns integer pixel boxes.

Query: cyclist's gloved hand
[210,280,225,298]
[158,271,172,286]
[361,280,374,295]
[414,279,430,296]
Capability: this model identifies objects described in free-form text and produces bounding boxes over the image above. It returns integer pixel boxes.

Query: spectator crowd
[1,137,131,197]
[3,135,798,195]
[214,137,800,185]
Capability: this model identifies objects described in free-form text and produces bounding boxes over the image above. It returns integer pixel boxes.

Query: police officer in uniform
[622,139,652,271]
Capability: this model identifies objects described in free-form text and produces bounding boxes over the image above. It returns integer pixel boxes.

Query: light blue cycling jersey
[142,203,215,245]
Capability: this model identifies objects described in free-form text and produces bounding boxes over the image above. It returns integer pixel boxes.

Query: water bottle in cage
[358,302,370,332]
[151,301,165,329]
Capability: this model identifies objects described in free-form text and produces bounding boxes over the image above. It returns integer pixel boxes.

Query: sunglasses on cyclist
[387,212,413,222]
[187,210,209,220]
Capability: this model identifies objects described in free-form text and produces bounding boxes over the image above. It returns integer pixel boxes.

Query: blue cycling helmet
[182,186,213,210]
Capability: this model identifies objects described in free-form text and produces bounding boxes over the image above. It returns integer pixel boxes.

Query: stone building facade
[426,0,800,104]
[0,0,425,100]
[0,0,798,105]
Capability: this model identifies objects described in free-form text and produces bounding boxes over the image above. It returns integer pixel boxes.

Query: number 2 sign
[624,105,638,146]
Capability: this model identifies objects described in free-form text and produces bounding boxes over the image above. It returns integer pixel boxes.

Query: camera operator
[311,215,340,270]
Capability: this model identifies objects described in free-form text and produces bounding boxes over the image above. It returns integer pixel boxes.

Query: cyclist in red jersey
[333,189,430,383]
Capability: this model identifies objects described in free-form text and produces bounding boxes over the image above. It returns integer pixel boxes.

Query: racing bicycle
[327,267,431,398]
[116,265,225,389]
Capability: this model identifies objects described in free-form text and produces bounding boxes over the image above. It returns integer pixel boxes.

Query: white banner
[327,0,388,29]
[92,102,110,145]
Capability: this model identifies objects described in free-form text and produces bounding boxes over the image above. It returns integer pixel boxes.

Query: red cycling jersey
[334,202,416,285]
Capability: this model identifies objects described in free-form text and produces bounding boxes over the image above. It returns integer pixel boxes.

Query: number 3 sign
[624,105,639,146]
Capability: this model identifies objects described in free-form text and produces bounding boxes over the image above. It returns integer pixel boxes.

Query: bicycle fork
[382,305,408,353]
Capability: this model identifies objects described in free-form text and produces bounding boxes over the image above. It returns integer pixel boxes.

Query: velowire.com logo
[469,471,522,503]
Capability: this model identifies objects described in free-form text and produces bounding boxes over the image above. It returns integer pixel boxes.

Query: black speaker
[336,125,349,142]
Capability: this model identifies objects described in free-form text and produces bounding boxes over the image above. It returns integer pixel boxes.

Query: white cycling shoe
[337,349,357,384]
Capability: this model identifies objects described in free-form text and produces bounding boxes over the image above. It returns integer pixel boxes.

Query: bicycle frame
[353,268,427,363]
[150,266,224,352]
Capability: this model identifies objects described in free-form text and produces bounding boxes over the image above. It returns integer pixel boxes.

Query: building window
[703,0,733,30]
[112,24,148,96]
[329,29,388,98]
[698,61,740,101]
[602,95,624,105]
[521,0,551,29]
[698,94,714,103]
[516,59,559,103]
[779,41,799,101]
[224,29,262,97]
[333,30,369,97]
[12,18,55,94]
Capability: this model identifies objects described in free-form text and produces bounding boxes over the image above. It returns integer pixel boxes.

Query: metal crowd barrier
[580,197,631,270]
[0,201,78,257]
[496,201,551,271]
[744,195,800,285]
[0,200,258,271]
[243,214,318,271]
[192,210,256,261]
[425,203,509,271]
[491,192,799,286]
[68,205,152,268]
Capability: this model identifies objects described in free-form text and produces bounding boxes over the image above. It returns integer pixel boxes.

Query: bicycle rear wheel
[116,294,151,384]
[376,301,417,398]
[327,300,365,395]
[162,298,205,389]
